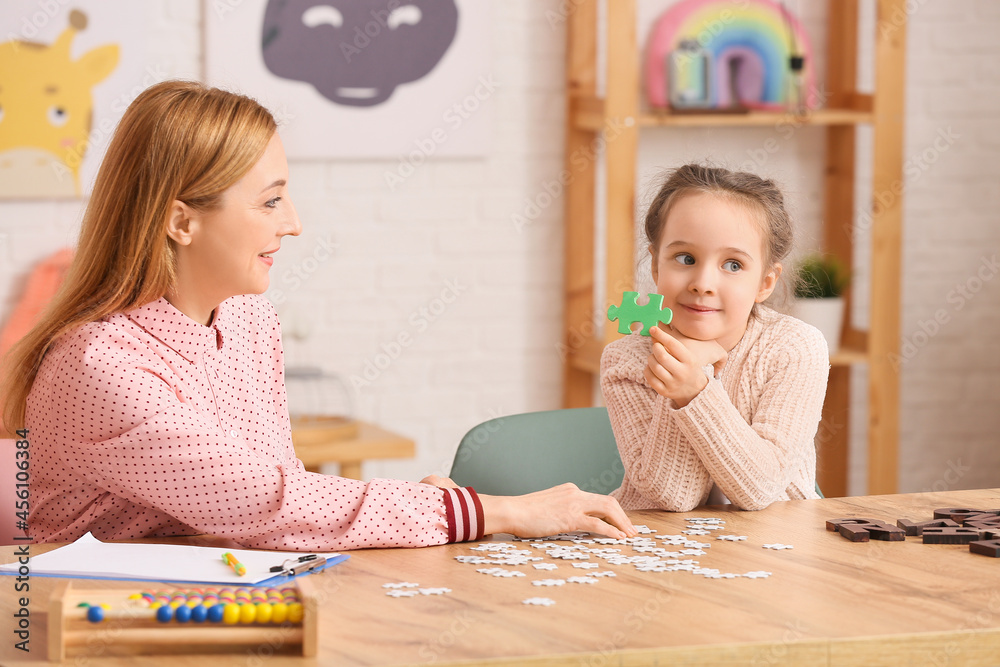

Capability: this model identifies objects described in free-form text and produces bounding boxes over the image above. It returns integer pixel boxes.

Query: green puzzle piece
[607,292,673,336]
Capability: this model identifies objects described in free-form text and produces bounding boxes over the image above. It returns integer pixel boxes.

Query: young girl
[2,80,635,550]
[601,164,829,511]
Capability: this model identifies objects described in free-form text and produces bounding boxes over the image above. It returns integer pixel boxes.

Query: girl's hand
[644,326,727,407]
[664,324,728,377]
[479,484,637,540]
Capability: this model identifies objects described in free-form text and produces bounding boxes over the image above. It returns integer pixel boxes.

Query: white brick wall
[1,0,997,494]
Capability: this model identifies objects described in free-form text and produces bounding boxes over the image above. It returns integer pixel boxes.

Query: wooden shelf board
[640,107,874,128]
[571,102,874,132]
[830,343,869,366]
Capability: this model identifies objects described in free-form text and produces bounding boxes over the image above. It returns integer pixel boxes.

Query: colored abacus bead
[156,606,173,623]
[239,604,256,624]
[271,602,288,624]
[255,603,273,624]
[288,603,304,624]
[207,604,225,623]
[191,604,209,623]
[86,606,104,623]
[174,605,192,623]
[222,603,240,625]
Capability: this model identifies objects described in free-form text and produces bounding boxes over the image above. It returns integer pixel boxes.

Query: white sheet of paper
[0,533,341,584]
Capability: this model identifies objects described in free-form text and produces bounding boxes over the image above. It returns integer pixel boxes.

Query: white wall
[1,0,997,494]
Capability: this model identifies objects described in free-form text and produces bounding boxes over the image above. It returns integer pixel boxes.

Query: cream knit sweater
[601,305,829,511]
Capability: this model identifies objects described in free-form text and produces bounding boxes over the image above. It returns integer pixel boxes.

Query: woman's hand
[420,474,460,489]
[644,325,727,407]
[478,484,637,540]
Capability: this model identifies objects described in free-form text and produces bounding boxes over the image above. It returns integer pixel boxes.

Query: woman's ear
[649,244,659,283]
[756,263,782,303]
[165,201,196,246]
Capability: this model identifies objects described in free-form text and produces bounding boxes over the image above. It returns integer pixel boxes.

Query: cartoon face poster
[206,0,493,159]
[0,1,147,199]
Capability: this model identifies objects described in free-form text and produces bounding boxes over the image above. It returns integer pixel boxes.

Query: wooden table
[3,489,1000,665]
[291,420,415,479]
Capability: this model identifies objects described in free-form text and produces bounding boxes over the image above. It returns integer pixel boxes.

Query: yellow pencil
[222,552,247,576]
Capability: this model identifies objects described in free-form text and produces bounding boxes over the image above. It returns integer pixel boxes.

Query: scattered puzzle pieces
[763,543,794,550]
[532,579,565,587]
[418,588,452,596]
[607,292,672,336]
[476,568,526,578]
[533,563,558,571]
[382,582,420,589]
[523,597,556,606]
[386,589,419,598]
[717,535,748,541]
[454,555,490,564]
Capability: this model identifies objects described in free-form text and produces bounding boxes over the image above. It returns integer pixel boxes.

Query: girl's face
[650,192,780,351]
[182,133,301,305]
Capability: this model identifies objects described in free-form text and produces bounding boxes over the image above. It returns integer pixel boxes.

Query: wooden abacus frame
[47,578,319,660]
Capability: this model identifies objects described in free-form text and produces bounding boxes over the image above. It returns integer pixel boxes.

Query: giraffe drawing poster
[0,1,146,199]
[206,0,493,159]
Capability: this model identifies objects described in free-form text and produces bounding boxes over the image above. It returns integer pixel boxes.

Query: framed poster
[205,0,494,159]
[0,1,147,198]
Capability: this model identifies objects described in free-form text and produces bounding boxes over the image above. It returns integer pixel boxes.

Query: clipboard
[0,532,348,585]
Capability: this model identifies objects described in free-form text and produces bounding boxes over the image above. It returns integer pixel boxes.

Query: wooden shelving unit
[560,0,906,497]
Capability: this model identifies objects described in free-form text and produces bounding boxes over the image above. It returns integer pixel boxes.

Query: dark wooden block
[964,515,1000,530]
[970,539,1000,557]
[827,518,904,542]
[837,524,871,542]
[896,518,959,536]
[826,518,879,532]
[933,508,1000,524]
[921,527,981,544]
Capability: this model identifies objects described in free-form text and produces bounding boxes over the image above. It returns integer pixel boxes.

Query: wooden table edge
[380,627,1000,667]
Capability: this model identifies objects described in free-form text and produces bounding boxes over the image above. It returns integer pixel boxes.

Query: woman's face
[183,133,301,304]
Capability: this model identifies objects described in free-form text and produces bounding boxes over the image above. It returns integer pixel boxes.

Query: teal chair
[449,408,624,496]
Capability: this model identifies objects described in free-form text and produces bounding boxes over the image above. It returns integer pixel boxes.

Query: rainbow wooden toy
[48,579,319,659]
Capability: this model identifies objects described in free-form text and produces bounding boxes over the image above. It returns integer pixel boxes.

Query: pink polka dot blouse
[25,295,484,551]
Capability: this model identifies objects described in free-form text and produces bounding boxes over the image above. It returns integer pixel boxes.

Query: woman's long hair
[1,80,277,429]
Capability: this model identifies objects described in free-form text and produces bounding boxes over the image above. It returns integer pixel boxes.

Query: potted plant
[792,253,850,354]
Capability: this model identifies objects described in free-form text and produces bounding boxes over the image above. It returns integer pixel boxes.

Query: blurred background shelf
[560,0,906,499]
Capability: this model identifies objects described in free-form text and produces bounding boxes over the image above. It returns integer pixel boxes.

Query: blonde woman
[2,81,635,550]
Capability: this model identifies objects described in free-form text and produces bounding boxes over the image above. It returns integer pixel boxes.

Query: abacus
[48,578,319,659]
